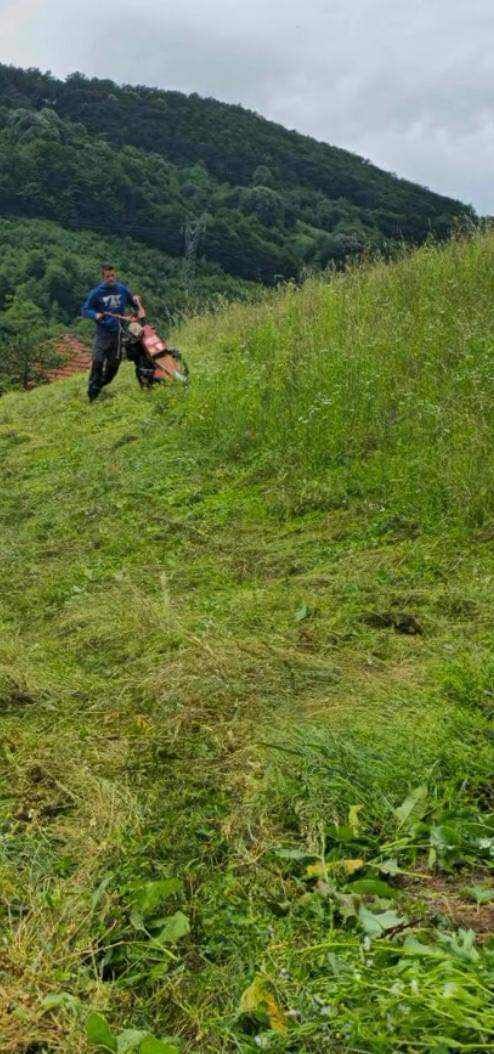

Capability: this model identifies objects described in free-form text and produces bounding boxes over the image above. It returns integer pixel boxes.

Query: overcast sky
[0,0,492,213]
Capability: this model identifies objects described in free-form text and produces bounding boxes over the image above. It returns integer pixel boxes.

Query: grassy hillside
[1,234,493,1053]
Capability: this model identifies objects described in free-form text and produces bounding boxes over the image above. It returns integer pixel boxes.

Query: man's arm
[126,288,146,320]
[82,288,103,322]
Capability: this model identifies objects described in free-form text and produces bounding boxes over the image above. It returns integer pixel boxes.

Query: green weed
[0,233,493,1052]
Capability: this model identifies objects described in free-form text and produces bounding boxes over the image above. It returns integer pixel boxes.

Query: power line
[0,211,193,249]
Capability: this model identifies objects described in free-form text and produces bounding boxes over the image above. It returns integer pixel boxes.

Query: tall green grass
[0,233,493,1053]
[177,233,494,527]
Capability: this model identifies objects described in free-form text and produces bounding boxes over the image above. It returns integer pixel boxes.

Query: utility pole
[182,212,208,295]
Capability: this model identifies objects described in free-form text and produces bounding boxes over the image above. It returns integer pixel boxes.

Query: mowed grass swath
[0,232,493,1053]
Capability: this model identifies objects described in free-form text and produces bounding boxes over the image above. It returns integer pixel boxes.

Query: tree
[239,186,285,228]
[0,63,477,326]
[252,165,275,187]
[0,295,62,391]
[8,106,63,144]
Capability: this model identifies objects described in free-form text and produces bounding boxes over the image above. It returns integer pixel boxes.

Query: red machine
[139,324,189,384]
[103,313,189,387]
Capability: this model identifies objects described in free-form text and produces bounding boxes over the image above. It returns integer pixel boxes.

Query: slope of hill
[0,63,475,306]
[0,234,493,1053]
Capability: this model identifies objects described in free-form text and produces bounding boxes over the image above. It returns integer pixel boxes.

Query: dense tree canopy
[0,218,258,332]
[0,64,475,304]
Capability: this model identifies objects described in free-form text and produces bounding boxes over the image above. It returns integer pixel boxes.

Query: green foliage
[0,216,259,339]
[86,1013,179,1053]
[176,231,494,529]
[87,1012,118,1051]
[0,234,493,1052]
[252,165,276,187]
[0,293,61,390]
[240,186,286,228]
[0,62,476,293]
[130,879,182,919]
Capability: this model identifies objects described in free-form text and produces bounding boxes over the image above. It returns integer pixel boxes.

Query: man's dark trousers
[88,327,122,400]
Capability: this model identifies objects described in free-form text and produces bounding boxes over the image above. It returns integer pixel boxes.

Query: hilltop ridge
[0,63,475,330]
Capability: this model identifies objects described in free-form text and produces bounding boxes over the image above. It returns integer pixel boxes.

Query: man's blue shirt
[82,282,137,332]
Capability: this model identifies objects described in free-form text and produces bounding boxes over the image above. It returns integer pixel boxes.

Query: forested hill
[0,63,475,302]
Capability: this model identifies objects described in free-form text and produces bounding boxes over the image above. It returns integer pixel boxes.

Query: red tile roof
[44,335,92,382]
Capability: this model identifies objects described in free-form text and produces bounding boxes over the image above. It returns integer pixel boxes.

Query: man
[82,264,145,401]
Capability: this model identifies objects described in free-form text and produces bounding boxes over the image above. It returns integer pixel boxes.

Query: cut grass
[0,233,493,1052]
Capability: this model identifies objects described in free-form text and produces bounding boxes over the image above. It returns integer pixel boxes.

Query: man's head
[101,263,117,285]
